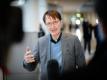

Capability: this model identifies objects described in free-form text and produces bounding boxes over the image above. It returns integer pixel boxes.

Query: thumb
[26,46,31,52]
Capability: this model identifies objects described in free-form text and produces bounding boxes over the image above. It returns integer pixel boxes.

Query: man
[23,10,86,80]
[82,20,92,54]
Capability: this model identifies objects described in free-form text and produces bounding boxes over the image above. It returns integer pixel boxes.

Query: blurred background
[1,0,104,80]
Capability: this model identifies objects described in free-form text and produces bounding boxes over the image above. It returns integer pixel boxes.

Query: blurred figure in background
[0,0,23,79]
[82,20,93,54]
[68,23,72,32]
[38,24,45,38]
[93,23,105,49]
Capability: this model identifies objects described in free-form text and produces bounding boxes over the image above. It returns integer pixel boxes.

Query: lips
[51,29,57,32]
[51,30,55,32]
[50,28,56,31]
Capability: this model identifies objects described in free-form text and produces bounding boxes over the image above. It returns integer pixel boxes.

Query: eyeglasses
[46,20,60,26]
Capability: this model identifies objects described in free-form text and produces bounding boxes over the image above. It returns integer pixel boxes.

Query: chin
[51,33,57,36]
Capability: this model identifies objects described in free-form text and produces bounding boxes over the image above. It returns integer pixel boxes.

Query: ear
[60,20,63,26]
[60,20,64,31]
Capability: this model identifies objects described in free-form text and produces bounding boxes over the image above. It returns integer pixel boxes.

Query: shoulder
[38,34,49,43]
[62,32,78,40]
[62,33,81,46]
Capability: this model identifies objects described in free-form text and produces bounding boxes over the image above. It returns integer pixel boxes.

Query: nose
[50,23,55,29]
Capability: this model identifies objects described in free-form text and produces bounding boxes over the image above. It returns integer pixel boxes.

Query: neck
[52,32,61,41]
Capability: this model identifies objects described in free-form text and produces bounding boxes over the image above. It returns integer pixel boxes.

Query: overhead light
[76,13,81,18]
[96,19,99,24]
[76,19,80,25]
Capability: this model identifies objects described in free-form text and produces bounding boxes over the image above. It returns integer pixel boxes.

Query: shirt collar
[50,33,62,43]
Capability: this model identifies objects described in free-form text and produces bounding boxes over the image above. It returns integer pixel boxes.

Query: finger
[25,46,32,53]
[27,56,35,60]
[29,59,35,63]
[26,46,30,51]
[24,54,34,60]
[26,50,32,54]
[25,50,32,56]
[27,58,35,63]
[28,57,37,63]
[34,57,38,62]
[31,57,35,61]
[27,54,34,58]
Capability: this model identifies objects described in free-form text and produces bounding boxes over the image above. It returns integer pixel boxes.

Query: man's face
[45,15,62,36]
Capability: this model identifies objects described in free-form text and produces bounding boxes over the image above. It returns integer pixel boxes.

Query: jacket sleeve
[23,40,40,71]
[74,36,86,69]
[23,60,38,71]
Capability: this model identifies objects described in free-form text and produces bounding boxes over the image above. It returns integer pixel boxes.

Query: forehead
[45,15,59,21]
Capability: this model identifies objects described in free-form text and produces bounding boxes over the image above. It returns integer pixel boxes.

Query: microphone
[47,59,60,80]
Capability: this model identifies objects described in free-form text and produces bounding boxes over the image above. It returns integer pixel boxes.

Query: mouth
[50,29,56,32]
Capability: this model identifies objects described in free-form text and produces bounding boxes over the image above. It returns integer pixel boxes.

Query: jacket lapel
[61,33,68,71]
[46,34,51,61]
[61,33,72,71]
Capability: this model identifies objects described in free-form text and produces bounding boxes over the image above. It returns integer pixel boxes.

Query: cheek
[57,24,62,30]
[48,28,51,32]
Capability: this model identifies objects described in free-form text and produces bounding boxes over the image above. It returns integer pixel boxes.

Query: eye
[54,21,58,24]
[47,22,51,25]
[46,20,60,26]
